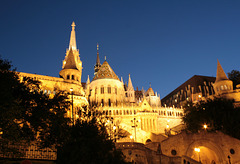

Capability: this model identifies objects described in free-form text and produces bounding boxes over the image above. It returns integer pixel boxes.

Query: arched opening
[186,140,225,164]
[146,139,152,143]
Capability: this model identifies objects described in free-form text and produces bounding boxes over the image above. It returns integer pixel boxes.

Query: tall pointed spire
[86,75,90,85]
[60,22,82,83]
[96,43,100,64]
[94,43,101,75]
[216,59,229,82]
[127,74,135,103]
[69,21,77,50]
[128,74,134,90]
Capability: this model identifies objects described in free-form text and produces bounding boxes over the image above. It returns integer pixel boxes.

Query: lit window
[101,86,104,94]
[108,86,111,94]
[221,85,224,90]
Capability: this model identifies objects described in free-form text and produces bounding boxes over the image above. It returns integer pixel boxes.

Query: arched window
[72,75,75,80]
[101,86,104,94]
[95,87,97,94]
[108,86,111,94]
[221,85,224,90]
[67,75,70,79]
[115,87,117,94]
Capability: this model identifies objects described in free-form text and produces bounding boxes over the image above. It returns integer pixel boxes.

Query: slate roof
[93,61,119,81]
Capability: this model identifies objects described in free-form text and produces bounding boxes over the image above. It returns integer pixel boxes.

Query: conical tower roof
[128,74,134,90]
[63,49,78,69]
[216,60,229,82]
[93,60,119,81]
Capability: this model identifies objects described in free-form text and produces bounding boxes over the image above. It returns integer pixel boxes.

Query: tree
[57,106,129,164]
[0,57,71,156]
[0,57,128,163]
[182,98,240,139]
[228,70,240,89]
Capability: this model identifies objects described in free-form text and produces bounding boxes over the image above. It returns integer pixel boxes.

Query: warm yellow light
[76,114,79,119]
[167,119,170,123]
[166,125,169,128]
[113,126,116,130]
[194,147,200,152]
[198,95,201,98]
[70,88,73,92]
[203,124,207,129]
[130,135,133,139]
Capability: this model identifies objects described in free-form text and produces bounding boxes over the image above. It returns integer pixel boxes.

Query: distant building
[162,75,216,108]
[162,60,240,107]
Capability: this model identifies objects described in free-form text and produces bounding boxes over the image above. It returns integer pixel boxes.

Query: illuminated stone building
[19,22,88,122]
[85,41,183,143]
[18,22,183,144]
[10,22,240,164]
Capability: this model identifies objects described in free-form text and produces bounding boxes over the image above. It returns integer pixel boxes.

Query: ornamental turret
[213,60,233,95]
[59,22,82,84]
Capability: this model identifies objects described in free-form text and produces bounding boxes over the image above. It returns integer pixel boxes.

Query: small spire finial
[97,43,99,51]
[71,21,76,27]
[69,21,77,50]
[105,56,106,61]
[149,82,151,88]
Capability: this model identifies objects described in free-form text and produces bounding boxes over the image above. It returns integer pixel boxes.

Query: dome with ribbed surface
[93,61,119,81]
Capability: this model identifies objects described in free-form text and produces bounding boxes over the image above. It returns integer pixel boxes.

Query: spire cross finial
[71,22,76,28]
[105,56,106,61]
[149,82,151,88]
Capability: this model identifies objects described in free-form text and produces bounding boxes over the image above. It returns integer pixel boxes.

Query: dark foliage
[183,98,240,139]
[228,70,240,89]
[57,106,129,164]
[0,57,71,156]
[0,57,128,163]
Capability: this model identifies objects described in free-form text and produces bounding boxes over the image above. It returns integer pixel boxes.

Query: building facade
[18,22,184,144]
[12,22,240,164]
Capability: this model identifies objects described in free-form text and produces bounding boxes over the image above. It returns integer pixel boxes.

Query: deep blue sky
[1,0,240,98]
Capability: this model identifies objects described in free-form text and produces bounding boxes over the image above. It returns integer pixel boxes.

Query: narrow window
[108,86,111,94]
[67,75,70,79]
[108,99,111,106]
[95,87,97,94]
[72,75,74,80]
[101,86,104,94]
